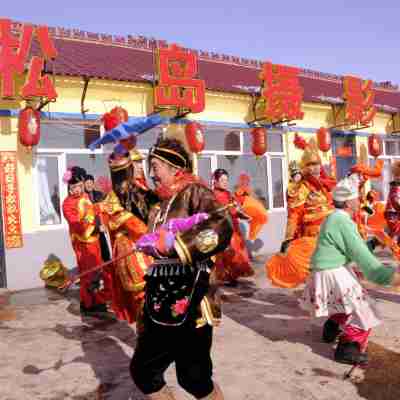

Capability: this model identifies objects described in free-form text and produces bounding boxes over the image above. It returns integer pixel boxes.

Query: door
[197,155,216,187]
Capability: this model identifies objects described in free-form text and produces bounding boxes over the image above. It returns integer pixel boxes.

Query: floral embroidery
[171,297,189,317]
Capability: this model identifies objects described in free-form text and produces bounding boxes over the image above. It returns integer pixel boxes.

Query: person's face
[346,197,360,215]
[133,160,144,179]
[292,173,302,183]
[69,182,84,197]
[84,179,95,192]
[216,174,229,190]
[150,157,177,188]
[306,163,321,177]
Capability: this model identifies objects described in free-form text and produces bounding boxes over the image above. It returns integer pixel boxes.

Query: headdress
[63,166,87,185]
[300,145,321,170]
[332,177,359,202]
[289,161,301,177]
[129,149,144,162]
[149,138,190,170]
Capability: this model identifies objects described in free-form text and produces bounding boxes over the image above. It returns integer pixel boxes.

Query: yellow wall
[0,75,395,236]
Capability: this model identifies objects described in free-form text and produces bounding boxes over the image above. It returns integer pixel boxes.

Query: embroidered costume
[213,169,254,285]
[266,144,335,288]
[130,138,232,400]
[62,166,110,313]
[385,161,400,242]
[101,151,152,323]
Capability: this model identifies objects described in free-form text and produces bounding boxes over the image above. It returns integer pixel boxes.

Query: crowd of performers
[56,130,400,399]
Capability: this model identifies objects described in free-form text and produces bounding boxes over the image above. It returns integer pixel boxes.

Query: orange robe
[213,188,254,282]
[266,173,334,288]
[62,194,111,309]
[101,191,151,323]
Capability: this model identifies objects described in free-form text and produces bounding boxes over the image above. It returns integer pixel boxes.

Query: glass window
[136,126,163,149]
[243,129,283,153]
[271,157,285,208]
[369,158,392,201]
[66,153,110,180]
[197,156,212,186]
[385,140,400,156]
[217,155,269,209]
[39,122,101,149]
[35,156,61,225]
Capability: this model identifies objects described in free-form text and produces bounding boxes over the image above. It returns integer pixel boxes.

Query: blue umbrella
[89,113,167,150]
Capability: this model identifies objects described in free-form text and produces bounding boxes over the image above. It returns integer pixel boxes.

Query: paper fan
[266,237,317,288]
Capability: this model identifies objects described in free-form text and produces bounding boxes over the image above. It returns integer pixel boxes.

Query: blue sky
[3,1,400,84]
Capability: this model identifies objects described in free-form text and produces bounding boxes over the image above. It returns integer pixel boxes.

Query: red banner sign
[343,76,376,126]
[154,44,205,113]
[0,152,23,248]
[0,18,58,100]
[260,62,304,123]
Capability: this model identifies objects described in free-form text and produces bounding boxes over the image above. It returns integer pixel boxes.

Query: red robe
[385,181,400,238]
[101,191,151,323]
[213,188,253,282]
[62,194,111,309]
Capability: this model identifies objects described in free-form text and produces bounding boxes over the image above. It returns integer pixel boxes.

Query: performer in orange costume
[62,166,111,314]
[213,169,254,286]
[234,173,268,241]
[101,150,152,323]
[266,144,336,288]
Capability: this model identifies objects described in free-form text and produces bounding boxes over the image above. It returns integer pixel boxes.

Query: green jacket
[311,210,395,286]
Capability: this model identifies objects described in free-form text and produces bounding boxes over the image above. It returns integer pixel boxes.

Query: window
[243,128,284,153]
[35,155,62,226]
[39,122,101,149]
[271,157,285,208]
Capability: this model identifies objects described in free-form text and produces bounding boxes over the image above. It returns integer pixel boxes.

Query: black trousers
[130,316,214,398]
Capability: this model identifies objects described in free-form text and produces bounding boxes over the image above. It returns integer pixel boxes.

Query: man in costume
[385,160,400,244]
[300,177,400,365]
[100,150,152,323]
[130,138,232,400]
[280,145,336,253]
[62,166,111,315]
[213,169,254,286]
[266,144,335,289]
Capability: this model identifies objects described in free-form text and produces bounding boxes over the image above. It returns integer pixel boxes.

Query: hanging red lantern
[185,121,205,153]
[18,106,41,148]
[368,134,383,158]
[316,127,331,152]
[110,106,129,123]
[251,127,267,157]
[102,106,129,131]
[293,132,307,150]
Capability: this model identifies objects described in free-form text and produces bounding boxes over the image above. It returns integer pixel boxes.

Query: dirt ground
[1,258,400,400]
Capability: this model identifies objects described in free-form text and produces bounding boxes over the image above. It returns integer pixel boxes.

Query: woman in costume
[62,166,111,315]
[100,150,152,323]
[300,177,400,365]
[213,169,254,286]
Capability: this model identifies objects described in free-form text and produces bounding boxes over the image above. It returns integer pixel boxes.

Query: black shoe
[322,319,341,343]
[334,342,368,365]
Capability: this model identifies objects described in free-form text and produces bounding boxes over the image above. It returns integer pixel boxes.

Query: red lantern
[185,122,205,153]
[102,106,129,131]
[368,134,383,158]
[316,127,331,152]
[18,106,41,148]
[251,127,267,157]
[293,132,307,150]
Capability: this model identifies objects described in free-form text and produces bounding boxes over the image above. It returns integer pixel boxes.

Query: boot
[198,383,224,400]
[322,318,341,343]
[334,341,368,366]
[146,386,176,399]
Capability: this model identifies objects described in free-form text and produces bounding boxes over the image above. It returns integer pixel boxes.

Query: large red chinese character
[260,62,304,122]
[343,76,376,126]
[154,44,205,113]
[0,19,58,99]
